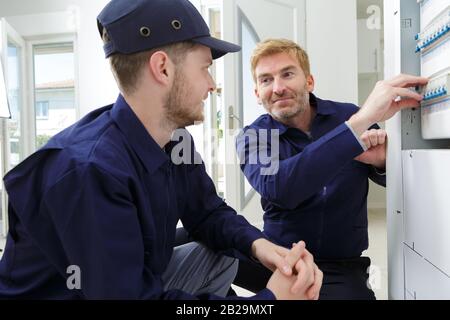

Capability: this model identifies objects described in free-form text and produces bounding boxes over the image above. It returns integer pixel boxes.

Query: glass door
[222,0,307,215]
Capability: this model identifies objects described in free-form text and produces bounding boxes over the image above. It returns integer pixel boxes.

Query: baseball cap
[97,0,241,59]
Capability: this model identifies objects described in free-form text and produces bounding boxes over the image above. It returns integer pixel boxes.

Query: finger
[276,242,305,276]
[393,87,424,101]
[290,258,308,294]
[272,246,293,275]
[360,132,370,148]
[394,98,421,110]
[307,265,323,300]
[306,266,323,300]
[276,246,290,257]
[315,267,324,300]
[277,241,305,277]
[368,129,378,146]
[292,250,315,293]
[386,74,429,88]
[284,241,306,273]
[378,130,387,145]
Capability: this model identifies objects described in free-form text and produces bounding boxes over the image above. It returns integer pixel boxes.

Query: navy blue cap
[97,0,241,59]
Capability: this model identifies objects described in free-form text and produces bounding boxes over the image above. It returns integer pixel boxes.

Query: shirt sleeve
[345,122,386,187]
[236,123,365,210]
[42,163,269,300]
[180,157,267,260]
[369,166,387,187]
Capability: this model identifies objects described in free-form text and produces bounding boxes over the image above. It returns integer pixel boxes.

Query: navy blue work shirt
[0,95,273,300]
[236,94,386,259]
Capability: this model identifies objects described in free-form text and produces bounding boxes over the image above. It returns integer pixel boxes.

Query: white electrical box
[416,1,450,139]
[403,150,450,277]
[419,0,450,28]
[386,0,450,300]
[404,244,450,299]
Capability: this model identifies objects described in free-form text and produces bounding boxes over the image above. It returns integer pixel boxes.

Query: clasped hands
[251,238,323,300]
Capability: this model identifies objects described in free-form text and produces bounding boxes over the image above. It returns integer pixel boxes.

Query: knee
[220,256,239,278]
[191,243,238,277]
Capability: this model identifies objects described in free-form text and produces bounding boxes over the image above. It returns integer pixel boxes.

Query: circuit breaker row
[416,0,450,139]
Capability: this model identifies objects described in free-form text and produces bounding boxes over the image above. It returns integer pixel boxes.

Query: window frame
[26,34,79,153]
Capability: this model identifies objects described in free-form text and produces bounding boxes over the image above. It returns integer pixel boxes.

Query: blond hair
[251,39,311,83]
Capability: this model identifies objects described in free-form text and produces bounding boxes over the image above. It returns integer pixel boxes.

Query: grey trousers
[162,242,238,297]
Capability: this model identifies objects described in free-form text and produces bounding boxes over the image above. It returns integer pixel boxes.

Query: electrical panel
[416,0,450,139]
[386,0,450,300]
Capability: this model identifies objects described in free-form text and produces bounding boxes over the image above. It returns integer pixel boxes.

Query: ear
[254,87,262,105]
[148,51,172,86]
[306,74,315,93]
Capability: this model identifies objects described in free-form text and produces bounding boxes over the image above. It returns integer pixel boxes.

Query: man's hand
[251,238,293,274]
[266,242,323,300]
[355,129,387,169]
[348,74,428,136]
[252,239,322,299]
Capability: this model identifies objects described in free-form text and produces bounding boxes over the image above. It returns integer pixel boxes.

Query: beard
[164,69,205,128]
[266,85,310,120]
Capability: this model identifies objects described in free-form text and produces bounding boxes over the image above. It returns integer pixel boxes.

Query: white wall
[74,0,119,115]
[0,0,71,17]
[305,0,359,105]
[6,12,74,37]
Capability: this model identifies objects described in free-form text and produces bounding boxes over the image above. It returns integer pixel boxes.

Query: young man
[235,39,428,299]
[0,2,322,300]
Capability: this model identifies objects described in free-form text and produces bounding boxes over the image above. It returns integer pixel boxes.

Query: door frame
[222,0,306,211]
[0,18,27,237]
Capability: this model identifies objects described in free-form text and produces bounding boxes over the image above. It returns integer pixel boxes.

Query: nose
[208,72,217,94]
[272,77,286,96]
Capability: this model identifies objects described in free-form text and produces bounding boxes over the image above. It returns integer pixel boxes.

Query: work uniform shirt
[236,94,386,259]
[0,95,272,300]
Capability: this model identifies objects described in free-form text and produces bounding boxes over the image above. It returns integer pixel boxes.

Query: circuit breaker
[385,0,450,300]
[416,2,450,139]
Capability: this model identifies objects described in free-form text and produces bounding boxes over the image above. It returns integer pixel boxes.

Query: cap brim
[192,36,241,59]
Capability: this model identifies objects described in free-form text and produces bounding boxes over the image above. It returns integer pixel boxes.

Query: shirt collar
[312,93,336,116]
[264,93,336,134]
[111,94,169,174]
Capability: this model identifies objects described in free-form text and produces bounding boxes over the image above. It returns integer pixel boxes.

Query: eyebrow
[257,65,297,80]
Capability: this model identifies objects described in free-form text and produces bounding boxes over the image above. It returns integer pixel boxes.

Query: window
[36,101,49,119]
[33,42,76,149]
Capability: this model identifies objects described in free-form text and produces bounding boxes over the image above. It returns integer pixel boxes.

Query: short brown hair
[251,39,311,83]
[102,29,196,94]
